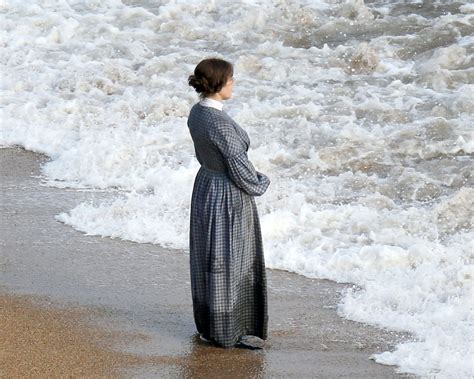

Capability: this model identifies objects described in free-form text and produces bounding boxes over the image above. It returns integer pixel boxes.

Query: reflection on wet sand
[178,335,266,378]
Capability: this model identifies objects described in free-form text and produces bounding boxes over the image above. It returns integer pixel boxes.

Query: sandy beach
[0,293,174,378]
[0,147,413,378]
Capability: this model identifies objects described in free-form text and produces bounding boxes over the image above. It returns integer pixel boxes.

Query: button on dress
[187,102,270,347]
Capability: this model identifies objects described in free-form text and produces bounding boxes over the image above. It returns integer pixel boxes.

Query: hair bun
[188,58,233,98]
[188,75,207,93]
[188,74,210,94]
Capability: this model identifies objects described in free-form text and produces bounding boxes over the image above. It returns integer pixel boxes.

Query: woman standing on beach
[187,58,270,349]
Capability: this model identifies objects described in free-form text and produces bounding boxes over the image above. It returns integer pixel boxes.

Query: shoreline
[0,146,413,378]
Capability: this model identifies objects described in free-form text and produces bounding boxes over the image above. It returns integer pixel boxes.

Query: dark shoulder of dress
[188,104,270,197]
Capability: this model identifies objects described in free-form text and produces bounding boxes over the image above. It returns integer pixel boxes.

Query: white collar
[200,97,223,111]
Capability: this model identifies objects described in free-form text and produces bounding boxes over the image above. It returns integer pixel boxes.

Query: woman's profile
[187,58,270,349]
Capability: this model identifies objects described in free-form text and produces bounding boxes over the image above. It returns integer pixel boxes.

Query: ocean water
[1,0,473,376]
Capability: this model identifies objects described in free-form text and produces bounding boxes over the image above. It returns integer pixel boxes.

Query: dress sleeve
[212,122,270,197]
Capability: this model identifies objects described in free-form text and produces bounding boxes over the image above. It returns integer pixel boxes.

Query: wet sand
[0,293,174,378]
[0,147,413,378]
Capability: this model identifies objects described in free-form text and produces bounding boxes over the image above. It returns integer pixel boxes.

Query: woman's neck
[206,93,224,102]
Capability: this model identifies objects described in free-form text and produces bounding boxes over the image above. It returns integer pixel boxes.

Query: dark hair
[188,58,233,98]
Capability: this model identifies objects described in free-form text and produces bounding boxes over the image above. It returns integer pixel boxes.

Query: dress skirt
[189,166,268,347]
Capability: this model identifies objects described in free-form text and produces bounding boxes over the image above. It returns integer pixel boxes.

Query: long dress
[187,101,270,348]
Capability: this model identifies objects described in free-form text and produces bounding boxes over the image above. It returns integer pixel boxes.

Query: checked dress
[187,101,270,348]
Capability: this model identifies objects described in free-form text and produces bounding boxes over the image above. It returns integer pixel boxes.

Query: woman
[187,58,270,349]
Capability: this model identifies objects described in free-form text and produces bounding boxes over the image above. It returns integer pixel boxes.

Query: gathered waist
[199,166,229,177]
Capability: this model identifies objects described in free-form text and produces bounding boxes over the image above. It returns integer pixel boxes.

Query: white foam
[2,1,473,377]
